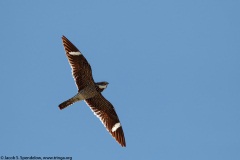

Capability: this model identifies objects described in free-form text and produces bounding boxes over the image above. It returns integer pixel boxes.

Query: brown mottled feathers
[85,94,126,147]
[61,36,126,147]
[62,36,95,91]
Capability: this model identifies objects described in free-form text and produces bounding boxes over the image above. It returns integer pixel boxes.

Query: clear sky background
[0,1,239,159]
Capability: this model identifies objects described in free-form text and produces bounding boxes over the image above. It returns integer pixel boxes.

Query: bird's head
[95,81,109,92]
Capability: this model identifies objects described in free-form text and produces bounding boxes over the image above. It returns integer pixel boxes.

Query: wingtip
[121,139,126,147]
[113,126,126,147]
[121,142,126,147]
[118,139,126,147]
[62,35,67,40]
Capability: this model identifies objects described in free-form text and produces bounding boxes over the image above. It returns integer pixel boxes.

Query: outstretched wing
[85,94,126,147]
[62,36,95,91]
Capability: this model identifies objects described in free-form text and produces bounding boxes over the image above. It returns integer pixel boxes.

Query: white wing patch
[111,122,121,132]
[69,51,81,55]
[84,100,121,133]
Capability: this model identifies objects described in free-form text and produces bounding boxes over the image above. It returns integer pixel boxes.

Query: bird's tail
[59,94,83,110]
[59,99,74,110]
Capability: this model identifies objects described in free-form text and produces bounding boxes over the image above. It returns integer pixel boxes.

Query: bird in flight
[59,36,126,147]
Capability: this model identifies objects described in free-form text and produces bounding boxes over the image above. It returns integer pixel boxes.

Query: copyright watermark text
[0,156,72,160]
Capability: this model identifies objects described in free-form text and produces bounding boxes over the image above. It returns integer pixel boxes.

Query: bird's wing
[62,36,95,91]
[85,94,126,147]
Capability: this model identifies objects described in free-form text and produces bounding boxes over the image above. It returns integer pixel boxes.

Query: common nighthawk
[59,36,126,147]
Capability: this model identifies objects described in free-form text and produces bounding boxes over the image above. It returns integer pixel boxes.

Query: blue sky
[0,1,240,159]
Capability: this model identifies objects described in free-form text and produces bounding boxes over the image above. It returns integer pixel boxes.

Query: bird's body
[59,36,126,147]
[59,82,108,110]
